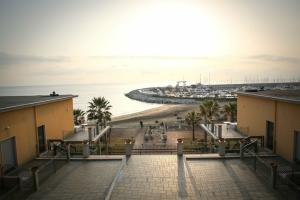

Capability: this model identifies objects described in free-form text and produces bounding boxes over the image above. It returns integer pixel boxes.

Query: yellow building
[237,90,300,162]
[0,94,77,172]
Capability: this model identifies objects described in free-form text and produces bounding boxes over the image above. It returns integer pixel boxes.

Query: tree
[73,109,85,125]
[87,97,112,128]
[199,100,220,151]
[185,111,201,141]
[199,100,220,124]
[224,102,237,122]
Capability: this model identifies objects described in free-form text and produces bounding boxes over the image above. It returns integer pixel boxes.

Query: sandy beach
[109,102,231,147]
[111,104,199,127]
[111,101,230,127]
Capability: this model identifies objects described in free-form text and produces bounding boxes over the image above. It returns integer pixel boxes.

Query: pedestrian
[140,120,143,128]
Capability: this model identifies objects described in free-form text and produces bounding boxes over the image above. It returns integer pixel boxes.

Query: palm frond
[87,96,112,124]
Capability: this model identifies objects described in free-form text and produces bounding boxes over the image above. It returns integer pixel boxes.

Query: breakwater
[125,89,234,104]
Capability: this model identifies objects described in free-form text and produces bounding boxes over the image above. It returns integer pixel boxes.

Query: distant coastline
[0,84,161,117]
[125,89,233,104]
[125,82,300,104]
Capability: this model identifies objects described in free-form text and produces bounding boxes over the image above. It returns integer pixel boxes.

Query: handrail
[242,139,258,151]
[240,139,258,160]
[56,144,67,154]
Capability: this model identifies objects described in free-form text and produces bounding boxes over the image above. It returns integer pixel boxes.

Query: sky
[0,0,300,86]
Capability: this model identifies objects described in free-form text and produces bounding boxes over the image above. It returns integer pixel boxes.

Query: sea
[0,83,169,117]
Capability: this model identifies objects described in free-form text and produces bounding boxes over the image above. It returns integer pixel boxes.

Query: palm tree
[185,111,201,141]
[199,100,220,124]
[87,97,112,128]
[199,100,220,151]
[73,109,85,125]
[224,102,237,122]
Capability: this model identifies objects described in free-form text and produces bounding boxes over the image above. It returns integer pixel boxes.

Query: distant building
[237,90,300,162]
[0,94,77,172]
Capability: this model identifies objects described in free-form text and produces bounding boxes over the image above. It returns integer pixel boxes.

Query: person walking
[140,120,144,128]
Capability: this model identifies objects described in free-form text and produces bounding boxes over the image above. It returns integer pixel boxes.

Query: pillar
[218,139,226,156]
[82,141,90,158]
[270,163,278,188]
[218,125,222,139]
[125,142,133,156]
[88,127,93,142]
[66,144,71,162]
[31,166,39,191]
[177,139,183,156]
[98,139,102,155]
[240,139,245,158]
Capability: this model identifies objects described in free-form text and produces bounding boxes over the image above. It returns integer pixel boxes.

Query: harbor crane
[176,81,187,88]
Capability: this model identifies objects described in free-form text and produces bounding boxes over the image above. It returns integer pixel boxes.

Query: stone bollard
[31,166,39,191]
[270,162,278,189]
[125,142,133,156]
[177,139,183,156]
[82,141,90,158]
[239,139,245,158]
[218,138,226,156]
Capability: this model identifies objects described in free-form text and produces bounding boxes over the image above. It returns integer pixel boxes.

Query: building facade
[0,95,76,172]
[237,90,300,162]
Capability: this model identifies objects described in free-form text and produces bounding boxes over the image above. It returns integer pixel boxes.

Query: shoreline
[110,100,232,127]
[111,104,199,125]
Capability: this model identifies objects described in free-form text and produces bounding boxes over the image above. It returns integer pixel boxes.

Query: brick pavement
[110,156,282,200]
[188,159,280,200]
[110,155,198,200]
[26,155,287,200]
[27,161,121,200]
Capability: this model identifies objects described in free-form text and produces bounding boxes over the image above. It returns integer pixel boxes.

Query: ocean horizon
[0,83,169,117]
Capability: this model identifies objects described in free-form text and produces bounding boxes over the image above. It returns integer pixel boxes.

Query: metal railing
[32,155,68,191]
[238,136,300,198]
[131,148,177,155]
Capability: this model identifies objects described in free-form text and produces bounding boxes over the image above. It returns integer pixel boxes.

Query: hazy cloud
[248,54,300,64]
[89,55,211,60]
[0,52,69,66]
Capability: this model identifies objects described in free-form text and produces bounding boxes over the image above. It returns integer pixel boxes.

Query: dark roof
[237,90,300,104]
[0,95,77,113]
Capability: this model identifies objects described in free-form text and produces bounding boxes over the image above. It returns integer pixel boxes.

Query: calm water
[0,83,165,116]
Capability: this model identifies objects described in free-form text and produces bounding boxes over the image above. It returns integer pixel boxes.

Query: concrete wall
[276,101,300,161]
[237,94,300,162]
[0,99,74,166]
[0,107,36,165]
[237,95,275,136]
[36,99,74,140]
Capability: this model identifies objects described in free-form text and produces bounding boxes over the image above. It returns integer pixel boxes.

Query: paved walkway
[27,161,121,200]
[110,155,198,200]
[188,159,280,200]
[25,155,287,200]
[110,155,282,200]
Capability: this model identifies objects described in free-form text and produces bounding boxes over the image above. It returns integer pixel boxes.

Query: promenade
[26,155,285,200]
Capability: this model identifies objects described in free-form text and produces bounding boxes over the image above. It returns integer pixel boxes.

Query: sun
[112,1,224,57]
